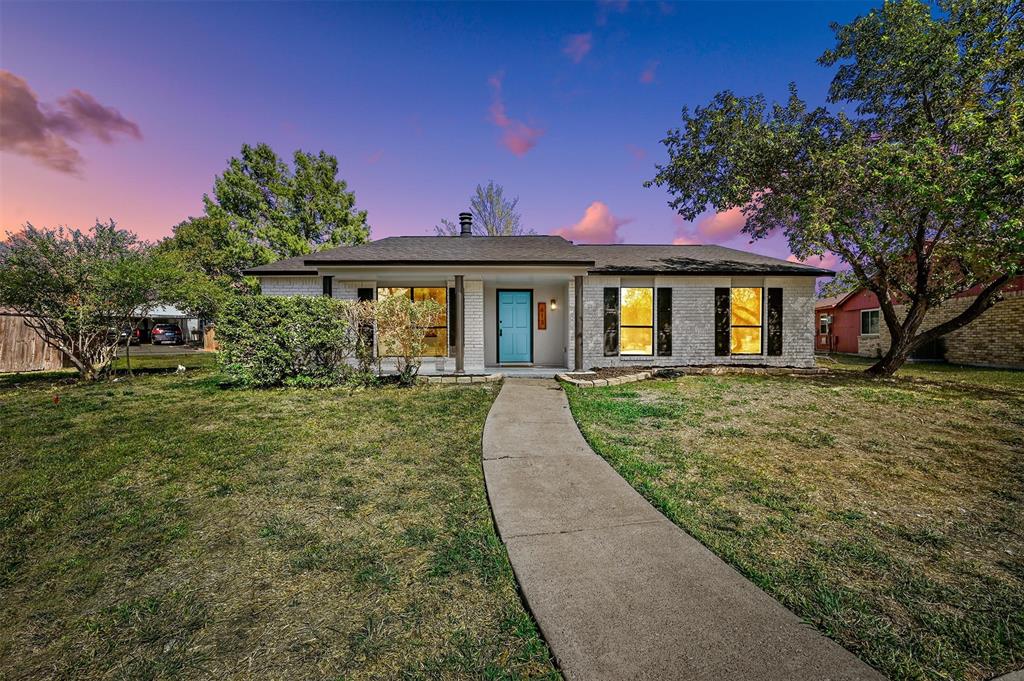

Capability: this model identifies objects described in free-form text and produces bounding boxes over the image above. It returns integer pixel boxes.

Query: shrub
[217,296,360,387]
[373,293,444,386]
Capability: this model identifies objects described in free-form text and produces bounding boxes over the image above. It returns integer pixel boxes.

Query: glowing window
[730,287,762,354]
[620,287,653,355]
[375,286,448,357]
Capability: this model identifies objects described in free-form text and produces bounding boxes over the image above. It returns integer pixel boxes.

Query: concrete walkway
[483,378,885,681]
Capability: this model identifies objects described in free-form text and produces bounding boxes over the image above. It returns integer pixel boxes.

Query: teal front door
[498,290,532,363]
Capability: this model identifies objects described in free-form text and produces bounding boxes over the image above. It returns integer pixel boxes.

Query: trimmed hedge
[217,296,356,387]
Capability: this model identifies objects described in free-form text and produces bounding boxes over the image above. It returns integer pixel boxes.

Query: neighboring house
[132,305,202,345]
[815,276,1024,368]
[246,216,832,373]
[814,289,882,354]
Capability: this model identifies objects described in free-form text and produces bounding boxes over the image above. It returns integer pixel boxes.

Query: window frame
[860,308,880,336]
[375,286,449,357]
[619,286,654,356]
[730,286,764,356]
[819,314,828,335]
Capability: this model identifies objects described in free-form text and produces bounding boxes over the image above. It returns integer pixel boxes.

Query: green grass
[821,353,1024,389]
[565,365,1024,681]
[0,360,557,679]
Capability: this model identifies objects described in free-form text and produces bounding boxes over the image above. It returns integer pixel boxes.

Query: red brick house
[814,289,881,354]
[815,276,1024,368]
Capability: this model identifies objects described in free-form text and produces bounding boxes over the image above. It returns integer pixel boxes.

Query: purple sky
[1,1,872,268]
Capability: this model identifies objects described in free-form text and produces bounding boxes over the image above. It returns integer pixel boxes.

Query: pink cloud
[366,150,383,164]
[787,252,844,270]
[639,60,659,84]
[488,72,544,156]
[553,201,631,244]
[0,70,141,175]
[562,33,593,63]
[694,206,746,239]
[626,144,646,161]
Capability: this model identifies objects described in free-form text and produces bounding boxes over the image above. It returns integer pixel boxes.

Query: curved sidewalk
[482,378,885,681]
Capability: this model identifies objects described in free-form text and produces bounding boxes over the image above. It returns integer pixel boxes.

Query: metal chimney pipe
[458,212,473,236]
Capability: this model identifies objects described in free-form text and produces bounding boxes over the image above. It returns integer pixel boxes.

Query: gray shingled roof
[304,235,590,264]
[243,254,318,275]
[245,236,833,276]
[580,244,831,275]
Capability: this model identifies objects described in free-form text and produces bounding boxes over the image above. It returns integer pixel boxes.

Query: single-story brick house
[246,216,832,373]
[815,276,1024,368]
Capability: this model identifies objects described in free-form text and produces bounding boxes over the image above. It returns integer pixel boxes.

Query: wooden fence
[0,312,66,373]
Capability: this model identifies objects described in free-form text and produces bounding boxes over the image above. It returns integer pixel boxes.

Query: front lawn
[0,362,557,679]
[565,367,1023,681]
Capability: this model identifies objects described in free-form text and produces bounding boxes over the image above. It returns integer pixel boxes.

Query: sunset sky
[1,1,872,267]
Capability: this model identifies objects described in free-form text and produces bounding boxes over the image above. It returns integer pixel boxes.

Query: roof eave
[587,267,835,277]
[304,259,596,267]
[243,269,318,276]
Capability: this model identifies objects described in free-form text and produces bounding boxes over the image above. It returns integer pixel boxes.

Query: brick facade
[579,275,816,370]
[859,288,1024,368]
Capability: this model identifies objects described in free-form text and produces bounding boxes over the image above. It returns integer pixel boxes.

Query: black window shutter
[322,276,334,297]
[767,288,783,356]
[714,288,730,356]
[356,287,374,349]
[603,288,619,356]
[448,287,457,348]
[656,287,672,356]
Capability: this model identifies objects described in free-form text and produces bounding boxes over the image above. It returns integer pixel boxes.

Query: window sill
[620,356,654,362]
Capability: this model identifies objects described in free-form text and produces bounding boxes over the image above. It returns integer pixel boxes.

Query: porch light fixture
[550,298,557,310]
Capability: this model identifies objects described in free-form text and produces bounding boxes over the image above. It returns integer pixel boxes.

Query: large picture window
[620,287,653,355]
[376,286,448,356]
[861,309,880,335]
[730,287,762,354]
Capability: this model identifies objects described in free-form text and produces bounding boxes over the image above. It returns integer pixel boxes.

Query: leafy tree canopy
[648,0,1023,375]
[435,181,534,236]
[0,221,221,380]
[164,143,370,290]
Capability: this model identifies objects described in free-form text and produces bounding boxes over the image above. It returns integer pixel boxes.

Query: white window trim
[730,286,766,356]
[860,308,881,336]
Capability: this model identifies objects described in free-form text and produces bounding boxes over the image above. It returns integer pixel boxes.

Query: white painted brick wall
[259,276,322,297]
[464,280,485,372]
[566,278,576,370]
[580,275,818,369]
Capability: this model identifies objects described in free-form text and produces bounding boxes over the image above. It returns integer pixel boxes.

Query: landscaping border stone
[423,373,504,385]
[557,365,827,388]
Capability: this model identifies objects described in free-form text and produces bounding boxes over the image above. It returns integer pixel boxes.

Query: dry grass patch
[565,365,1023,681]
[0,361,557,679]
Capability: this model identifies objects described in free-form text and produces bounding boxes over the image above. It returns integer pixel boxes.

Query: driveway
[482,378,885,680]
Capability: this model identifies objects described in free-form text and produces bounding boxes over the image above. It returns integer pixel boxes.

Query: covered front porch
[481,272,573,373]
[329,266,585,376]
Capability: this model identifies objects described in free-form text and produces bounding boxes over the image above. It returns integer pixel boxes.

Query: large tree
[435,181,534,236]
[0,222,220,380]
[648,0,1023,375]
[165,143,370,290]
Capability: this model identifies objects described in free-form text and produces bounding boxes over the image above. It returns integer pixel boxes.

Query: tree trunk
[865,274,1011,377]
[866,337,912,376]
